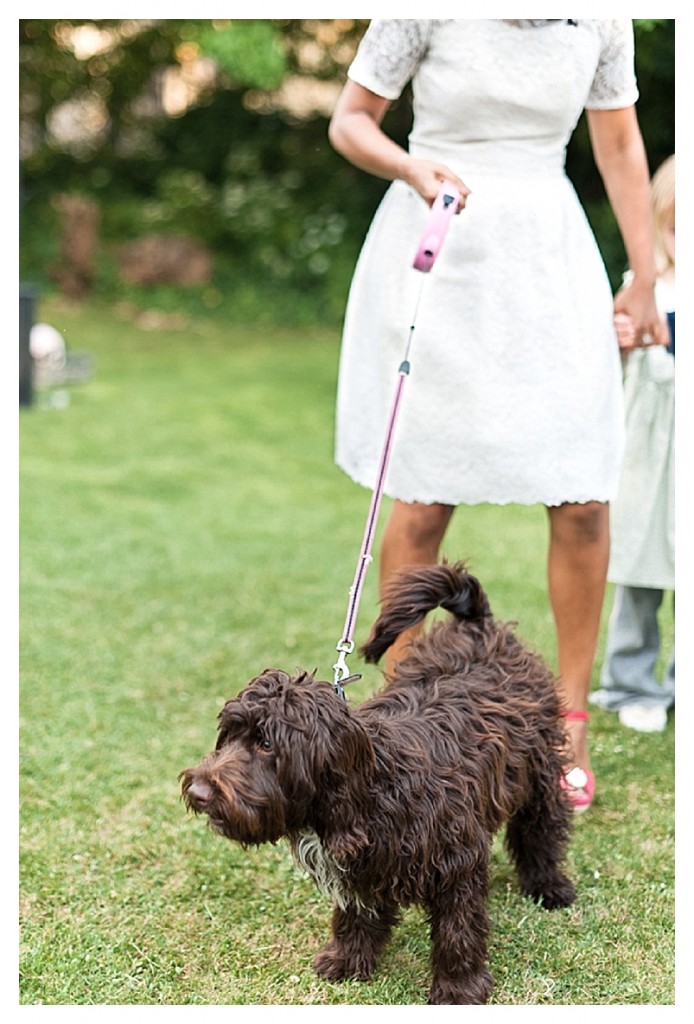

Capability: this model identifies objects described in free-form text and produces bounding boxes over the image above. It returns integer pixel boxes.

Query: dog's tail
[360,561,491,664]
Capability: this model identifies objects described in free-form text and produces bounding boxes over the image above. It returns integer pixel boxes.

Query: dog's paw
[428,970,493,1005]
[525,876,576,910]
[314,944,374,983]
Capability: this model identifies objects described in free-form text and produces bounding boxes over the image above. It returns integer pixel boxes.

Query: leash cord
[332,281,425,694]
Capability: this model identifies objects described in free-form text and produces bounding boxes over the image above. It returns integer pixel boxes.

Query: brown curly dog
[180,562,576,1004]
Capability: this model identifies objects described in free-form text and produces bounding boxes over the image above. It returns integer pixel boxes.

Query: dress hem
[336,463,616,509]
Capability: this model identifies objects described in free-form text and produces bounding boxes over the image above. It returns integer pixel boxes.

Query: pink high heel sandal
[560,710,595,814]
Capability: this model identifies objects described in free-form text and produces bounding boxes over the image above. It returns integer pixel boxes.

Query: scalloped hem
[336,463,616,509]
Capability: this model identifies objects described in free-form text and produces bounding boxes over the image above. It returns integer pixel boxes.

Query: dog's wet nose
[186,779,213,809]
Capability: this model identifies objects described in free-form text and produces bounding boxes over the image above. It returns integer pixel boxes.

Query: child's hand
[614,312,637,350]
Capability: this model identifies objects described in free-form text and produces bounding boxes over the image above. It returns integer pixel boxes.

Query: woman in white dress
[328,19,667,812]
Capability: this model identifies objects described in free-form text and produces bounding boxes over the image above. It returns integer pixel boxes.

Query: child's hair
[651,154,675,274]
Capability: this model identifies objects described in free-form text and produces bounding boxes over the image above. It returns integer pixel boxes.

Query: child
[593,154,675,732]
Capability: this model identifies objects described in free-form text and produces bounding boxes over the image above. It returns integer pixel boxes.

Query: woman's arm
[586,106,668,347]
[328,80,470,208]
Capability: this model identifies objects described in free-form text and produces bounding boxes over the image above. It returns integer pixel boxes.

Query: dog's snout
[186,779,214,809]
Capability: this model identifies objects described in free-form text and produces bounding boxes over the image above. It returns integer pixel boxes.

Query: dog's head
[180,669,376,849]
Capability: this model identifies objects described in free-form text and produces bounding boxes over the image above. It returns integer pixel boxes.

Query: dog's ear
[307,686,377,781]
[271,680,377,825]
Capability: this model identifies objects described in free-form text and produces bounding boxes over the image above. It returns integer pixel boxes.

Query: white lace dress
[335,19,638,506]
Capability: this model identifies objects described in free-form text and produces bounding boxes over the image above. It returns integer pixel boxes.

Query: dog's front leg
[427,875,494,1005]
[314,901,400,983]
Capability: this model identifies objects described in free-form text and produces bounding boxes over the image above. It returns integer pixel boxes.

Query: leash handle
[412,182,461,273]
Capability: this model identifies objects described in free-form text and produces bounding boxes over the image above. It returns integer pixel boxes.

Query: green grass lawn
[19,296,675,1005]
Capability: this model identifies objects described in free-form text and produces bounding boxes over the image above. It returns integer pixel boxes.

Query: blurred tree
[19,18,674,320]
[19,18,380,319]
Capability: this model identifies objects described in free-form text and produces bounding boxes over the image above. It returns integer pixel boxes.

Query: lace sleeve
[586,19,639,109]
[347,19,434,100]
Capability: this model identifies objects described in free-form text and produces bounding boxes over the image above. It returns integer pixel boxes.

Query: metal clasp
[332,640,361,699]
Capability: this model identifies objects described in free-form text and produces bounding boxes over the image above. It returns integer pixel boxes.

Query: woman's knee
[389,501,454,549]
[548,501,608,546]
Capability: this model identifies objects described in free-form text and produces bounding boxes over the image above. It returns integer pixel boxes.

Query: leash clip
[332,641,361,699]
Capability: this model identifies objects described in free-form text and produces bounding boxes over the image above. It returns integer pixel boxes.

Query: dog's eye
[256,733,272,752]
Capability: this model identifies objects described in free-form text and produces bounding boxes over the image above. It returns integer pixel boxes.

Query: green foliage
[19,19,674,318]
[197,20,288,89]
[19,298,675,1005]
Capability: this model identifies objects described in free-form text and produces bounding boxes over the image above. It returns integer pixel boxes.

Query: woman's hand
[329,81,469,210]
[613,277,668,348]
[396,155,470,210]
[587,108,667,348]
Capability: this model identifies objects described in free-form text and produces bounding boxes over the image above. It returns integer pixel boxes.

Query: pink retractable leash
[332,182,461,696]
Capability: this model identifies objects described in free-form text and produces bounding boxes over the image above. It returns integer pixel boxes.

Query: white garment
[608,276,675,588]
[335,19,638,505]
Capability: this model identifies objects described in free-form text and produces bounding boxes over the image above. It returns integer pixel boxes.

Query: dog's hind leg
[504,771,576,910]
[427,871,494,1004]
[313,901,400,983]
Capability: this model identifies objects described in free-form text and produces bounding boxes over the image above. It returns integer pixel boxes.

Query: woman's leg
[546,501,610,776]
[379,500,455,670]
